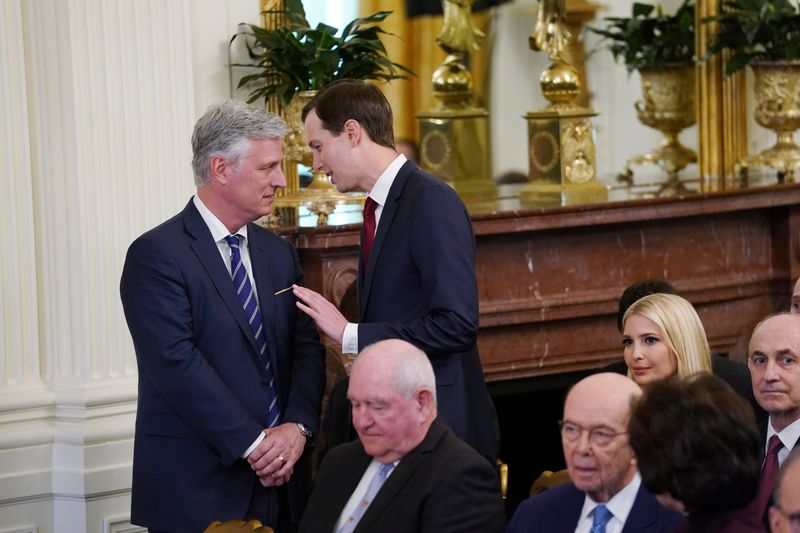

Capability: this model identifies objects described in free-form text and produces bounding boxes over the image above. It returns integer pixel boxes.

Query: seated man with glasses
[506,373,682,533]
[771,447,800,533]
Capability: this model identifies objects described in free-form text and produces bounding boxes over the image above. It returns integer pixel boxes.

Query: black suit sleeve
[419,448,506,533]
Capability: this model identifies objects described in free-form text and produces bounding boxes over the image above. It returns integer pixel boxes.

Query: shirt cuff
[242,431,266,459]
[342,322,359,354]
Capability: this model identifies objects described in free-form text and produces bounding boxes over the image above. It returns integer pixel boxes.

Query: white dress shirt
[766,416,800,465]
[574,473,642,533]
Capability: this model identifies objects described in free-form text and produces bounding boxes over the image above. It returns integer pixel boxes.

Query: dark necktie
[589,504,612,533]
[225,234,280,428]
[362,197,378,269]
[754,434,783,518]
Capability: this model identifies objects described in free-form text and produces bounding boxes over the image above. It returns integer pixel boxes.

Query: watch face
[297,423,313,438]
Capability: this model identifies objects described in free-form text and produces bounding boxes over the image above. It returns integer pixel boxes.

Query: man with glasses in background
[506,373,681,533]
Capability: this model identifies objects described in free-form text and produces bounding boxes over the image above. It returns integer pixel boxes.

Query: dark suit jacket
[355,161,498,459]
[120,200,325,532]
[298,419,505,533]
[505,481,683,533]
[600,355,766,421]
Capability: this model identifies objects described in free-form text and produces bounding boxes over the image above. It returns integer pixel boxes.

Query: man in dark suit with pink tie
[292,79,497,461]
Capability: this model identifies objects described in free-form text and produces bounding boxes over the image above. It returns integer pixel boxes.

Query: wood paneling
[279,184,800,382]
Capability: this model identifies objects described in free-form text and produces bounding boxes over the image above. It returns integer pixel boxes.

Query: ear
[415,389,434,414]
[209,155,228,184]
[343,118,362,146]
[769,506,781,532]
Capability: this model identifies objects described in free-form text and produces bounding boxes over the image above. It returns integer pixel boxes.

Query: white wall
[0,1,258,531]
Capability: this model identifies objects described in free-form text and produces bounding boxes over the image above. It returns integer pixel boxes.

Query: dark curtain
[404,0,512,18]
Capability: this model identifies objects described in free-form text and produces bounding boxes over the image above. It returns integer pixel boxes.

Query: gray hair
[392,346,437,405]
[357,339,437,406]
[191,100,288,187]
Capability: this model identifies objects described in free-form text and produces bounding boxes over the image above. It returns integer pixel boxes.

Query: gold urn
[735,61,800,184]
[619,64,697,196]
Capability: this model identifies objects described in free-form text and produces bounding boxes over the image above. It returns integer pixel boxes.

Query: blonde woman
[622,293,712,385]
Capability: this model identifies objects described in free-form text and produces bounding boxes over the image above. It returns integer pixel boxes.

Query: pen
[274,286,293,296]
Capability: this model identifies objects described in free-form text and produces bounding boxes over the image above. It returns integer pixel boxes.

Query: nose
[633,342,645,360]
[311,151,323,171]
[273,165,287,188]
[351,405,372,432]
[575,429,593,454]
[763,359,781,381]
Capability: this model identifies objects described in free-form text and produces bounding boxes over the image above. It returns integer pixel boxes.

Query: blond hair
[623,293,712,378]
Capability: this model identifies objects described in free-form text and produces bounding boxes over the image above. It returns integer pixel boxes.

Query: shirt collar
[579,472,642,527]
[368,154,407,207]
[767,416,800,452]
[193,195,248,243]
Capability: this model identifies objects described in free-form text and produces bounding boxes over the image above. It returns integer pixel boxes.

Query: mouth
[632,366,651,375]
[571,466,597,477]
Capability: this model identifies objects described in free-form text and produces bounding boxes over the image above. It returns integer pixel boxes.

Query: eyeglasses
[559,420,627,447]
[773,503,800,532]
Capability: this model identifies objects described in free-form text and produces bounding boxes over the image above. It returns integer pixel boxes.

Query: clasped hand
[247,423,306,487]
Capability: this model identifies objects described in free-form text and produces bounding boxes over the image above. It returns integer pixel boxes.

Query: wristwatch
[296,422,315,447]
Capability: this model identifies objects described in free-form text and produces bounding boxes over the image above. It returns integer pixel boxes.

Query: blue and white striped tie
[225,234,280,428]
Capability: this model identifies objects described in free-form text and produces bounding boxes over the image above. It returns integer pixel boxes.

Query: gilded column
[696,0,747,190]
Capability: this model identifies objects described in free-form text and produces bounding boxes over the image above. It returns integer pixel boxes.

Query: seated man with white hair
[298,339,505,533]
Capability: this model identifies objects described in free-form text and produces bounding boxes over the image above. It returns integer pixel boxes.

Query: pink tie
[362,198,378,270]
[753,435,783,519]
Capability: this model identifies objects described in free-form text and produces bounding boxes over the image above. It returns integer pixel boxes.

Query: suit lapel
[183,202,260,356]
[621,484,657,533]
[183,202,270,377]
[247,225,279,374]
[358,162,415,318]
[354,419,445,532]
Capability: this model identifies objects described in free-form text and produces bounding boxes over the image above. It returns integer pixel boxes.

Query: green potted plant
[588,1,697,195]
[704,0,800,183]
[587,0,695,73]
[230,0,413,106]
[704,0,800,75]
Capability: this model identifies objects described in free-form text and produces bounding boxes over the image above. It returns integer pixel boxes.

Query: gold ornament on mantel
[437,0,484,54]
[735,61,800,185]
[618,65,697,196]
[417,0,497,200]
[519,0,607,206]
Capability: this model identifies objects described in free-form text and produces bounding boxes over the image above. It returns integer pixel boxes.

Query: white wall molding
[0,0,264,530]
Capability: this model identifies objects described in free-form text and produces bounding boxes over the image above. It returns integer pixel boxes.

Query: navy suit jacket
[506,481,683,533]
[298,419,505,533]
[355,161,498,459]
[120,200,325,532]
